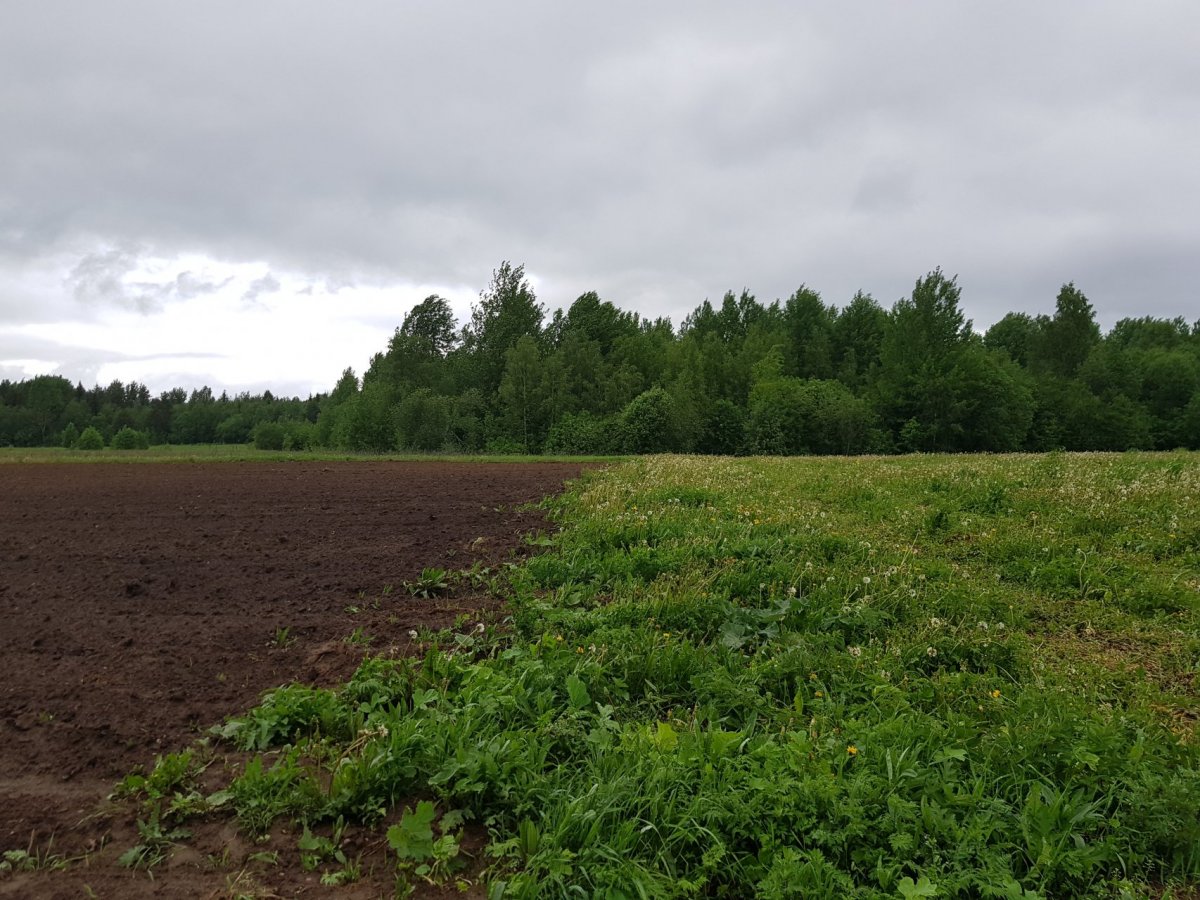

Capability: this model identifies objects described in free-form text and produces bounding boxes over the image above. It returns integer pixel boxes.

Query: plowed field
[0,460,588,897]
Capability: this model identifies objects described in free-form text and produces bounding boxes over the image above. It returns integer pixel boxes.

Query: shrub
[75,426,105,450]
[111,426,151,450]
[545,412,619,455]
[253,421,286,451]
[60,422,80,449]
[281,419,317,451]
[620,387,682,453]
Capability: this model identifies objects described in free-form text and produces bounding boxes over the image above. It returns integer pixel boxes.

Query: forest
[3,263,1199,454]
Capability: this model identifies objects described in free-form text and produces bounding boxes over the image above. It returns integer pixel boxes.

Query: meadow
[106,453,1200,897]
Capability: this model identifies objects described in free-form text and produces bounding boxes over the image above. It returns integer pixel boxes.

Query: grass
[135,452,1200,896]
[0,444,624,465]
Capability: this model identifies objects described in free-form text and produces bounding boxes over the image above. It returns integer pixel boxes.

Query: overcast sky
[2,2,1198,397]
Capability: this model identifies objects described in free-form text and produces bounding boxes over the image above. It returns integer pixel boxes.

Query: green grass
[0,444,624,464]
[158,453,1200,896]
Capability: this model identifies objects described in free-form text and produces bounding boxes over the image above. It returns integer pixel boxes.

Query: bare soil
[0,460,590,898]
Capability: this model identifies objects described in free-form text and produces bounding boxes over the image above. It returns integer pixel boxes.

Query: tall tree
[464,262,544,400]
[498,336,547,451]
[1033,283,1100,378]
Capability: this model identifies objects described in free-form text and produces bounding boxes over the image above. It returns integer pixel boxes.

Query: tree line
[4,262,1199,454]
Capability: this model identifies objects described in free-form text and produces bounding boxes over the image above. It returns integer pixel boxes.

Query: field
[0,459,591,897]
[2,453,1198,898]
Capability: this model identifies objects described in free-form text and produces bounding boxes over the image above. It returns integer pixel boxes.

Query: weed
[118,810,191,870]
[404,568,450,599]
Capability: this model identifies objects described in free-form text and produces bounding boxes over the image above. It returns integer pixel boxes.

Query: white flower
[407,630,419,640]
[848,646,862,658]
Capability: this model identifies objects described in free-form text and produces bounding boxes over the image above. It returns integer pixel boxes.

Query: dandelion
[814,691,824,698]
[555,635,564,642]
[991,689,1001,699]
[407,629,418,640]
[847,745,858,755]
[930,617,942,627]
[808,672,817,681]
[848,646,862,658]
[576,646,585,654]
[862,576,871,585]
[926,646,938,657]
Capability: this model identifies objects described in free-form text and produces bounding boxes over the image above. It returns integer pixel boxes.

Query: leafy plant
[405,568,450,599]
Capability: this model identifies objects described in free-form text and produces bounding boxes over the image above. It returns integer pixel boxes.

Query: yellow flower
[555,635,564,642]
[847,745,858,755]
[991,689,1002,699]
[814,691,824,698]
[576,646,585,653]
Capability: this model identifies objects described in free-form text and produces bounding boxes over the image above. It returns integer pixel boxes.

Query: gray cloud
[241,272,281,305]
[1,0,1198,386]
[66,246,232,313]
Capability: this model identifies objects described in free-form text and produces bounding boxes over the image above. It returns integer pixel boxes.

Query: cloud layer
[3,2,1198,392]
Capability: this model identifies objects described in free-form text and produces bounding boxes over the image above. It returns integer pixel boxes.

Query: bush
[747,378,875,455]
[620,387,682,453]
[253,421,286,451]
[110,426,151,450]
[76,426,105,450]
[60,422,80,449]
[545,412,619,455]
[281,419,317,451]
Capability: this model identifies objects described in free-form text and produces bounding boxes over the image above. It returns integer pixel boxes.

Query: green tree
[620,387,681,453]
[747,377,876,455]
[875,269,974,448]
[464,261,544,399]
[26,374,74,443]
[984,312,1040,367]
[1033,283,1100,378]
[832,291,887,388]
[783,287,835,379]
[396,389,453,451]
[498,336,547,452]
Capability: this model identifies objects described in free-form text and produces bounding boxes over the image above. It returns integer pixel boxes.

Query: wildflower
[814,691,824,698]
[555,635,564,642]
[847,745,858,755]
[407,629,418,640]
[930,617,942,627]
[576,646,585,654]
[863,576,871,585]
[848,646,862,658]
[926,646,938,657]
[663,632,671,638]
[808,672,817,681]
[991,689,1001,699]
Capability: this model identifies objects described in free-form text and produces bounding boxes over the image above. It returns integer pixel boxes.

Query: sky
[2,2,1198,398]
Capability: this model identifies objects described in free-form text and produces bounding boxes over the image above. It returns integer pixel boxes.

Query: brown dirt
[0,460,591,898]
